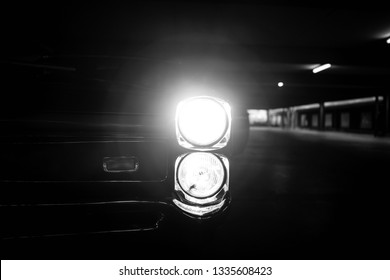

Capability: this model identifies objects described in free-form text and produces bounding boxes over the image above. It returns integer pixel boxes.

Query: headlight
[176,96,231,150]
[173,152,230,217]
[177,152,225,198]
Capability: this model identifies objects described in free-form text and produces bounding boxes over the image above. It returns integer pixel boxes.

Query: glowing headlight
[177,152,225,199]
[176,96,231,150]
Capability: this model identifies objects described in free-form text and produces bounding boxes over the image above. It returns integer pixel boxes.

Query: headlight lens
[177,152,225,199]
[176,96,231,149]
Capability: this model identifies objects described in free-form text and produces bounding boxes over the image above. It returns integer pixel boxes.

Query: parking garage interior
[1,2,390,260]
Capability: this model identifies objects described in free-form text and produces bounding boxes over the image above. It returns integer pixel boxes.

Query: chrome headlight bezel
[173,152,230,217]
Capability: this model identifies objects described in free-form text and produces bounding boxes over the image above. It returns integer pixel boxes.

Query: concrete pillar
[288,108,293,129]
[319,102,325,130]
[385,94,390,134]
[374,96,379,136]
[374,95,385,136]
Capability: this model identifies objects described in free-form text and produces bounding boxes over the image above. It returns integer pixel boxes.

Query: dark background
[1,1,390,260]
[3,1,390,108]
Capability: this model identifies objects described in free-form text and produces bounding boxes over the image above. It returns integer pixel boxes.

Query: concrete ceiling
[3,1,390,108]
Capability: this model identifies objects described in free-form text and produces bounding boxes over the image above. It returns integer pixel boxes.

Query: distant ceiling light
[313,63,331,74]
[387,38,390,44]
[324,96,383,107]
[278,82,284,87]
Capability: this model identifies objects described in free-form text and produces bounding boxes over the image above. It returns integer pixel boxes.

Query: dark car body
[1,56,249,256]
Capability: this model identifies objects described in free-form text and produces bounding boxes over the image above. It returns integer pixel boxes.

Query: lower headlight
[174,152,229,217]
[177,152,225,199]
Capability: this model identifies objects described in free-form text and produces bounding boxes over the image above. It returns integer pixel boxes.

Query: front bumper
[1,198,230,259]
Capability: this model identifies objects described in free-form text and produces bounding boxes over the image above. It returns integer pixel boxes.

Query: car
[1,53,249,257]
[3,1,389,261]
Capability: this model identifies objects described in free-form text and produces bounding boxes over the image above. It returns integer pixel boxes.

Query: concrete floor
[215,127,390,259]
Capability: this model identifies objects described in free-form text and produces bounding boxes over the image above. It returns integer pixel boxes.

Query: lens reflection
[177,152,225,198]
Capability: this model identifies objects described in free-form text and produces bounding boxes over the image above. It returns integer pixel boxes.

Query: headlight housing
[173,152,229,217]
[175,96,231,150]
